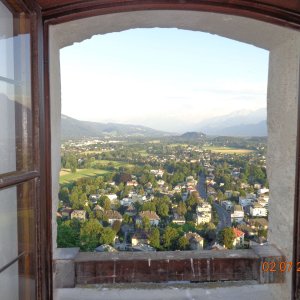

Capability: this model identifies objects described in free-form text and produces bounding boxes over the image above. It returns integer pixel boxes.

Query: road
[213,203,231,233]
[196,173,231,233]
[197,173,207,199]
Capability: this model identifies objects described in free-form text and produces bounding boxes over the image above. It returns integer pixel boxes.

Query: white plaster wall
[49,10,300,299]
[267,33,300,300]
[49,29,61,254]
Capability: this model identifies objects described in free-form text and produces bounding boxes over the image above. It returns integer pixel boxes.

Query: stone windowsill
[54,244,285,288]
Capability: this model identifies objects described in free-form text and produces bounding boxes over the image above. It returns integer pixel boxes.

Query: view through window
[57,28,269,253]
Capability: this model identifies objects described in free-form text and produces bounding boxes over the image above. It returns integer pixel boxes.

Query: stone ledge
[65,244,284,285]
[54,248,80,288]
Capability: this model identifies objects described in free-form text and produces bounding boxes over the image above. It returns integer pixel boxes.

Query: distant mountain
[180,132,206,139]
[202,120,267,137]
[61,115,171,139]
[195,108,267,137]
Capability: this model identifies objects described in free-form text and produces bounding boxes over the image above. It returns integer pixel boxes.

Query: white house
[71,210,86,221]
[231,205,244,223]
[103,210,123,225]
[250,203,268,217]
[196,202,211,214]
[106,194,118,202]
[232,228,245,248]
[131,231,150,246]
[172,213,186,225]
[120,197,133,206]
[89,194,100,203]
[196,212,211,224]
[136,211,160,226]
[258,188,269,195]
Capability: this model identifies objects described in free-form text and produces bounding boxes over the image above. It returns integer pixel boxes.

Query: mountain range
[61,115,170,139]
[61,107,267,139]
[195,108,267,136]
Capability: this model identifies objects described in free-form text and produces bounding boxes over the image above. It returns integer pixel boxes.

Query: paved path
[197,173,207,199]
[213,203,231,233]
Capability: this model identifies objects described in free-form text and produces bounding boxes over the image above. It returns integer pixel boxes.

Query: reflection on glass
[0,261,19,300]
[0,180,35,299]
[0,1,33,174]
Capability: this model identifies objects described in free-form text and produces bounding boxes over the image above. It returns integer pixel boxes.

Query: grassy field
[59,168,109,184]
[91,159,135,168]
[204,146,255,154]
[169,143,189,147]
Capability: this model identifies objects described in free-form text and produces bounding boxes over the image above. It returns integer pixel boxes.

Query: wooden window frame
[0,0,52,299]
[37,1,300,299]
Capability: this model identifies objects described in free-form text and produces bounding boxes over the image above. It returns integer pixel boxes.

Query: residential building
[250,203,268,217]
[131,231,150,246]
[120,197,133,206]
[231,205,244,223]
[196,202,212,214]
[248,218,269,230]
[136,211,160,226]
[103,210,123,225]
[61,207,73,219]
[89,194,100,203]
[71,210,86,221]
[239,197,254,207]
[106,194,118,202]
[124,204,137,217]
[232,228,245,248]
[172,214,186,225]
[196,212,211,224]
[185,232,204,250]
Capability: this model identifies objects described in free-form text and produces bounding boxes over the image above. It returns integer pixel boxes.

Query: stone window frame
[44,8,300,300]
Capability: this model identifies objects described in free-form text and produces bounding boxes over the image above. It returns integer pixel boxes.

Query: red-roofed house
[232,228,245,248]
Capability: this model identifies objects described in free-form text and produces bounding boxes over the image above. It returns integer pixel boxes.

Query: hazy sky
[60,28,269,132]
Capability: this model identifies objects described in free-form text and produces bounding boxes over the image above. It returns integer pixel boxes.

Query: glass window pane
[0,261,19,300]
[0,81,16,173]
[0,1,33,174]
[0,180,36,300]
[0,186,18,267]
[0,1,14,80]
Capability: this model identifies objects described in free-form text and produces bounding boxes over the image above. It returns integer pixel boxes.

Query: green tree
[157,202,169,218]
[100,227,116,245]
[80,219,103,251]
[57,219,80,248]
[100,196,111,210]
[178,236,189,250]
[258,228,268,238]
[176,202,187,216]
[59,187,70,204]
[219,227,235,249]
[163,226,179,250]
[142,201,156,212]
[112,220,121,233]
[142,216,151,231]
[149,228,160,249]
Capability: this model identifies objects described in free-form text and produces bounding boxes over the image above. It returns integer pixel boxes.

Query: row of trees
[57,218,117,251]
